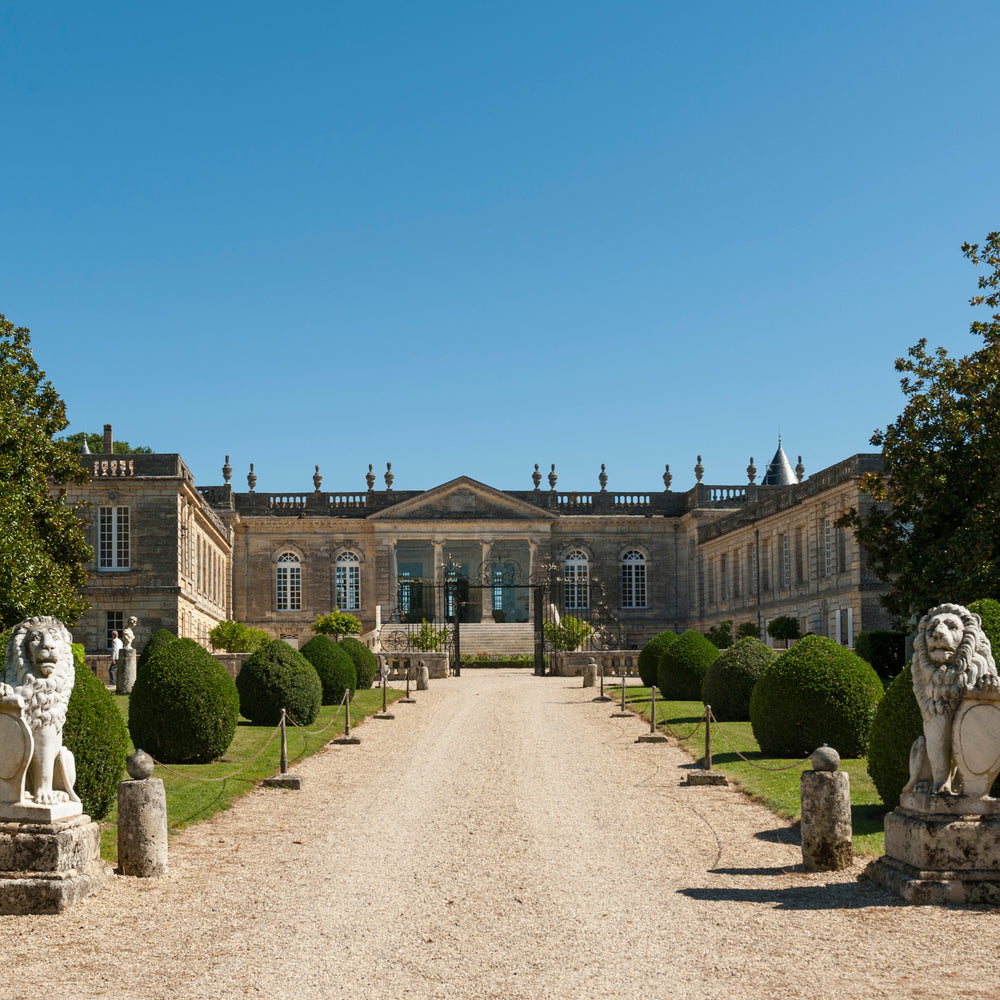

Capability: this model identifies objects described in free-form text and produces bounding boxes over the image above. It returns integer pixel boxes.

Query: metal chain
[283,703,346,737]
[147,723,283,783]
[707,708,812,772]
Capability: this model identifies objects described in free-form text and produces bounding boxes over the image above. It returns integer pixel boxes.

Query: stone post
[417,662,429,690]
[117,763,168,878]
[582,659,597,687]
[116,647,137,695]
[800,747,852,872]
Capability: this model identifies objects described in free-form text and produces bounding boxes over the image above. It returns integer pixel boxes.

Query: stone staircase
[455,623,536,656]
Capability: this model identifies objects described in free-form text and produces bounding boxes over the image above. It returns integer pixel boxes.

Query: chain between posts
[146,723,283,783]
[705,705,812,772]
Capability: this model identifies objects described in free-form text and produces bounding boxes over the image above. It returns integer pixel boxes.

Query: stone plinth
[0,815,111,914]
[116,647,137,695]
[117,778,168,877]
[867,807,1000,904]
[800,770,852,871]
[685,769,728,786]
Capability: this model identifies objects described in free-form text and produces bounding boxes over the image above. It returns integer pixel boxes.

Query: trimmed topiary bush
[138,628,177,673]
[128,638,239,764]
[855,630,907,681]
[300,635,357,705]
[865,663,922,810]
[64,643,128,820]
[657,629,720,701]
[236,640,322,726]
[338,636,377,689]
[749,635,883,758]
[968,599,1000,656]
[701,637,775,721]
[638,631,677,688]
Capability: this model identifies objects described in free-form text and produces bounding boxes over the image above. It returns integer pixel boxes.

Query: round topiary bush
[337,636,377,689]
[638,631,677,689]
[236,640,322,726]
[128,637,240,764]
[64,643,129,820]
[700,637,775,721]
[300,635,357,705]
[138,628,177,673]
[657,630,720,701]
[749,635,883,758]
[866,663,922,810]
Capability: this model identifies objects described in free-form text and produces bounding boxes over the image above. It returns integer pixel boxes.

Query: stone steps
[453,623,535,655]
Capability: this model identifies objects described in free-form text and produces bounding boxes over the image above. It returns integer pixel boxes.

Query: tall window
[620,551,646,609]
[336,552,360,610]
[276,552,301,611]
[564,550,589,610]
[795,526,805,583]
[781,534,790,589]
[720,554,729,602]
[748,543,757,595]
[105,611,124,649]
[99,506,130,570]
[823,519,834,577]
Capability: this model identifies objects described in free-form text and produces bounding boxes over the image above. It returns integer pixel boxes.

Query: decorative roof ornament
[747,457,757,485]
[548,463,558,490]
[532,464,542,490]
[366,464,376,491]
[247,463,257,493]
[313,465,322,492]
[663,464,672,492]
[384,462,394,491]
[694,455,704,484]
[81,436,91,455]
[761,438,796,486]
[795,455,805,483]
[222,455,232,484]
[598,464,608,492]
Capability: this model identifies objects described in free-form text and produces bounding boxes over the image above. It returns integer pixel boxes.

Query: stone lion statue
[1,616,79,807]
[904,603,999,796]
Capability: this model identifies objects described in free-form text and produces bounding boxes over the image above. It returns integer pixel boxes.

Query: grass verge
[101,687,402,862]
[615,687,886,857]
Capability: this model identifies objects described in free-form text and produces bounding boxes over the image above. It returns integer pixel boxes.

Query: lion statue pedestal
[868,604,1000,904]
[0,618,111,914]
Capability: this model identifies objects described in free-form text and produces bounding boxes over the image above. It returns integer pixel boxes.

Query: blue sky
[3,2,998,494]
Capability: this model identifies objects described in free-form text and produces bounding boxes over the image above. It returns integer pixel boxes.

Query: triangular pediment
[369,477,554,522]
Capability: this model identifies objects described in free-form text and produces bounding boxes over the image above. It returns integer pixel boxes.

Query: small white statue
[0,617,80,810]
[123,615,138,650]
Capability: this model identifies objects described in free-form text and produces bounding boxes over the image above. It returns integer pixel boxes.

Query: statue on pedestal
[0,616,80,816]
[123,615,138,650]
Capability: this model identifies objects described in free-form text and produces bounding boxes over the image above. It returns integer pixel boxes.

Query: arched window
[564,550,589,610]
[620,550,646,609]
[276,552,301,611]
[336,551,361,611]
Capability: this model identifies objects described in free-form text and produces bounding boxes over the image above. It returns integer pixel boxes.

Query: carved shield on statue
[953,699,1000,800]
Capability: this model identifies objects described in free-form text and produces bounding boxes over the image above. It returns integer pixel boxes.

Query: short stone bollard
[416,663,430,690]
[117,751,168,877]
[115,647,137,695]
[800,746,852,872]
[582,659,597,688]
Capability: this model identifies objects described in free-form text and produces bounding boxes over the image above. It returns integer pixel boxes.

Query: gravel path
[1,670,997,999]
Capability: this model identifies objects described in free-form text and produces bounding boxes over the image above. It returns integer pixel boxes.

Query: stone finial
[313,465,322,492]
[795,455,805,483]
[548,463,558,490]
[598,464,608,492]
[694,455,704,484]
[747,457,757,485]
[384,462,394,490]
[663,464,672,491]
[532,464,542,490]
[81,436,91,455]
[126,750,155,780]
[366,464,376,491]
[811,746,840,771]
[222,456,232,484]
[247,463,257,492]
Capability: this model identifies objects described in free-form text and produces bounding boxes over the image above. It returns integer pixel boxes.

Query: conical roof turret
[761,437,796,486]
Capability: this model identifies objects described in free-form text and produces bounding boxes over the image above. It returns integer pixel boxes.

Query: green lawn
[101,687,401,861]
[615,687,887,857]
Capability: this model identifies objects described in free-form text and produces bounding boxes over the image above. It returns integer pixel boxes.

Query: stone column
[116,647,137,695]
[117,777,168,877]
[480,540,493,622]
[800,747,853,871]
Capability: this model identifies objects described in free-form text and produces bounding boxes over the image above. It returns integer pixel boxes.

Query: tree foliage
[843,235,1000,619]
[705,619,733,649]
[543,616,592,651]
[209,619,270,653]
[0,316,92,629]
[312,610,363,638]
[766,615,801,644]
[57,431,152,454]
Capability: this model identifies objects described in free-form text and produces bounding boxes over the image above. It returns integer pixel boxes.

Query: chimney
[103,424,113,454]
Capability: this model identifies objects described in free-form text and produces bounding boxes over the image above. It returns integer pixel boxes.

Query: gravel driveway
[1,670,996,999]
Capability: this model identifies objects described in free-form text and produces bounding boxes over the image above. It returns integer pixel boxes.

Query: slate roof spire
[761,436,797,486]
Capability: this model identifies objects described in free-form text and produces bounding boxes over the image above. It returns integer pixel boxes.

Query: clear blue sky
[4,2,998,494]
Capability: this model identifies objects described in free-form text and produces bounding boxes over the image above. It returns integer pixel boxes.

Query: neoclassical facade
[65,427,894,654]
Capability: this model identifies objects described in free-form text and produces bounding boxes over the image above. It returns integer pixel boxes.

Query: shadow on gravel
[678,879,893,910]
[755,826,801,845]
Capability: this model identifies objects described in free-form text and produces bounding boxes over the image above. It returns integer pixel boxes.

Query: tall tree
[843,233,1000,619]
[0,315,92,628]
[58,431,152,454]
